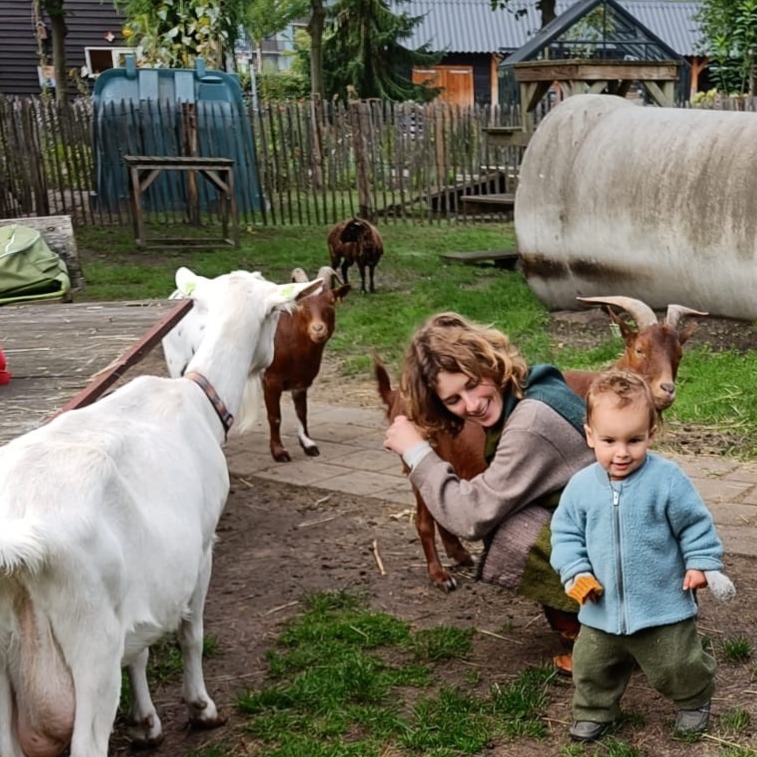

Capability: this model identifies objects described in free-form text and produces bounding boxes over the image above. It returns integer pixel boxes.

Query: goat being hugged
[0,267,321,757]
[327,217,383,294]
[376,296,708,592]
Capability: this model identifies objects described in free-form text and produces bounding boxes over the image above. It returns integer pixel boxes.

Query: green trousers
[572,618,716,723]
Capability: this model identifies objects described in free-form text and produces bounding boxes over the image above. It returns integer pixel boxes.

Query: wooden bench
[440,248,519,269]
[0,215,85,298]
[123,156,239,250]
[460,193,516,217]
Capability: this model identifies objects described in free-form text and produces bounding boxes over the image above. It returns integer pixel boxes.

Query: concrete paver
[229,401,757,560]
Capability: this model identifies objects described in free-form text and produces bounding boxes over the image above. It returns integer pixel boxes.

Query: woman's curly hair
[399,312,529,439]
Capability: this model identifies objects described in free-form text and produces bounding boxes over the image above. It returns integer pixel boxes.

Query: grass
[74,221,757,457]
[233,589,558,756]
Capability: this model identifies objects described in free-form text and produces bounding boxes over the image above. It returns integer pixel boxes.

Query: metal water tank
[515,94,757,320]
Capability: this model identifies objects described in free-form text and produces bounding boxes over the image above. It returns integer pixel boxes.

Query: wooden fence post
[351,99,373,220]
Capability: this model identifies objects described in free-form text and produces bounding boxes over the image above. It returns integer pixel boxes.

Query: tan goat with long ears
[376,297,707,592]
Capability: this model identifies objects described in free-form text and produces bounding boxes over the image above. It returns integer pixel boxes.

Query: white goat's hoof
[187,699,226,730]
[126,713,164,749]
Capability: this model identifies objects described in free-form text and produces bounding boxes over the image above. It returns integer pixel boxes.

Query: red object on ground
[0,346,10,385]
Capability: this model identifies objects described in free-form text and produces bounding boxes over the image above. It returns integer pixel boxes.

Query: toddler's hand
[565,573,604,605]
[683,569,707,591]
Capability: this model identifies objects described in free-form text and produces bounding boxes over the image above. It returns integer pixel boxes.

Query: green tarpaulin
[0,225,70,305]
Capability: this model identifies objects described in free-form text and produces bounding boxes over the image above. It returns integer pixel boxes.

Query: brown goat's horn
[576,296,658,331]
[316,266,339,290]
[291,267,309,283]
[665,305,708,330]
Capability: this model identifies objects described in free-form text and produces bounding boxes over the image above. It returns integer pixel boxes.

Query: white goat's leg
[293,389,319,457]
[58,612,123,757]
[178,550,225,729]
[125,649,164,748]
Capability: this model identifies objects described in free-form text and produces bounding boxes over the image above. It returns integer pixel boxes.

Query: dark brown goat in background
[376,296,707,591]
[327,217,384,294]
[264,266,351,462]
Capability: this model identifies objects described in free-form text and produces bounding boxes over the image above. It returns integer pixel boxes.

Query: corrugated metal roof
[399,0,703,57]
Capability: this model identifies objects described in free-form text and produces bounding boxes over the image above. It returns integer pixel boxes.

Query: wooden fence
[2,94,755,230]
[0,96,524,229]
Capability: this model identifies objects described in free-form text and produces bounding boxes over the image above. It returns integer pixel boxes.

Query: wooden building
[0,0,127,97]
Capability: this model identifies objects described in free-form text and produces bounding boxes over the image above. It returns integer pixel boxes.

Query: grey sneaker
[674,701,711,734]
[569,720,608,742]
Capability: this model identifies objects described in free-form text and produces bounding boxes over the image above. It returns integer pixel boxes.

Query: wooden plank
[461,193,516,216]
[0,299,178,444]
[440,248,519,268]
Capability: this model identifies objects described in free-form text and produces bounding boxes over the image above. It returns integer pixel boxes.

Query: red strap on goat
[185,371,234,438]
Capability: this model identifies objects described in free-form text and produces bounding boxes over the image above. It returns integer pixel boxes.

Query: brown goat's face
[618,325,683,411]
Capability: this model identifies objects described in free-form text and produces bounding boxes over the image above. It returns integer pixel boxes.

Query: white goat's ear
[269,278,323,309]
[175,267,197,296]
[175,267,210,298]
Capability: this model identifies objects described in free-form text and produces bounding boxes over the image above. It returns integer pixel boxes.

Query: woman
[384,312,594,671]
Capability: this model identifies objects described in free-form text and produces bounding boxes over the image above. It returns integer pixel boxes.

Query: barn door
[413,65,474,107]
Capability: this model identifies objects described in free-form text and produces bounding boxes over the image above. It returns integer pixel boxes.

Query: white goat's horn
[665,305,708,330]
[291,267,309,283]
[577,296,658,331]
[316,266,339,290]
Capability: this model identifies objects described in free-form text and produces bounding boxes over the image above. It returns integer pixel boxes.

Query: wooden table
[486,59,681,148]
[123,156,239,249]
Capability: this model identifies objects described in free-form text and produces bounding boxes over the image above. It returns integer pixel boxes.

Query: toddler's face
[584,396,656,480]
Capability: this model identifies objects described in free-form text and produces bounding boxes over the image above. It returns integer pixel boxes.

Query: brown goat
[327,217,383,294]
[263,266,351,462]
[376,297,706,591]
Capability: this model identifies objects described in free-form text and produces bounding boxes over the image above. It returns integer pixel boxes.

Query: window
[84,47,139,78]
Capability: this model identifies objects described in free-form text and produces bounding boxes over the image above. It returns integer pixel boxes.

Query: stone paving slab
[2,299,756,560]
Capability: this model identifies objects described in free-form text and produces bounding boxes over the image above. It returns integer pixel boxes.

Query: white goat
[0,266,320,757]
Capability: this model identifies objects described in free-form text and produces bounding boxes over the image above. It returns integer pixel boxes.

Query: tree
[116,0,245,69]
[307,0,326,97]
[490,0,556,29]
[696,0,757,94]
[244,0,309,73]
[322,0,441,101]
[37,0,68,105]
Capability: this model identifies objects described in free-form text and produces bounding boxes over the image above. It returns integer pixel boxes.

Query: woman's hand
[384,415,424,455]
[683,569,707,591]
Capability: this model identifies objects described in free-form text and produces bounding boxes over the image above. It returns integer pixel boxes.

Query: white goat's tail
[705,570,736,602]
[231,374,264,436]
[0,520,47,573]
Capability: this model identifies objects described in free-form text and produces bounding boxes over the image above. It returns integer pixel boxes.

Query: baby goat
[377,297,706,592]
[327,217,384,294]
[0,267,319,757]
[264,266,351,462]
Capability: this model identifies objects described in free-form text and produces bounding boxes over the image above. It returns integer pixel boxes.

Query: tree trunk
[308,0,326,98]
[536,0,556,25]
[50,14,67,105]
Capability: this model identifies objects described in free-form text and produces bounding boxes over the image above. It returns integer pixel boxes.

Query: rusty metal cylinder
[514,94,757,320]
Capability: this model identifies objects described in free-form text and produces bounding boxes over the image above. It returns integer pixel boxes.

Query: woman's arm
[407,401,593,540]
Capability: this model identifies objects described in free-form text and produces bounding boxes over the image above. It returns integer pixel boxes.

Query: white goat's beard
[229,374,264,436]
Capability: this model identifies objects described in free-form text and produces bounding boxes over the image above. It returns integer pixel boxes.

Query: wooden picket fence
[2,93,755,230]
[0,96,525,229]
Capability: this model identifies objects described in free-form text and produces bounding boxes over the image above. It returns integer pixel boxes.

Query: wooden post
[351,100,372,220]
[182,102,200,225]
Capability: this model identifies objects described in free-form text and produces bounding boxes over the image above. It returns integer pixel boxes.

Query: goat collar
[185,371,234,438]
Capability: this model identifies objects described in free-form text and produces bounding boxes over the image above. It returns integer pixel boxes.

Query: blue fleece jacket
[550,453,724,635]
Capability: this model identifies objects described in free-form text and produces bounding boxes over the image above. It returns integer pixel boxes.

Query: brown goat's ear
[334,284,352,301]
[607,307,638,340]
[677,321,699,345]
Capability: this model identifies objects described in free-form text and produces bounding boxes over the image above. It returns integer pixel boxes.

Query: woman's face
[435,371,503,428]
